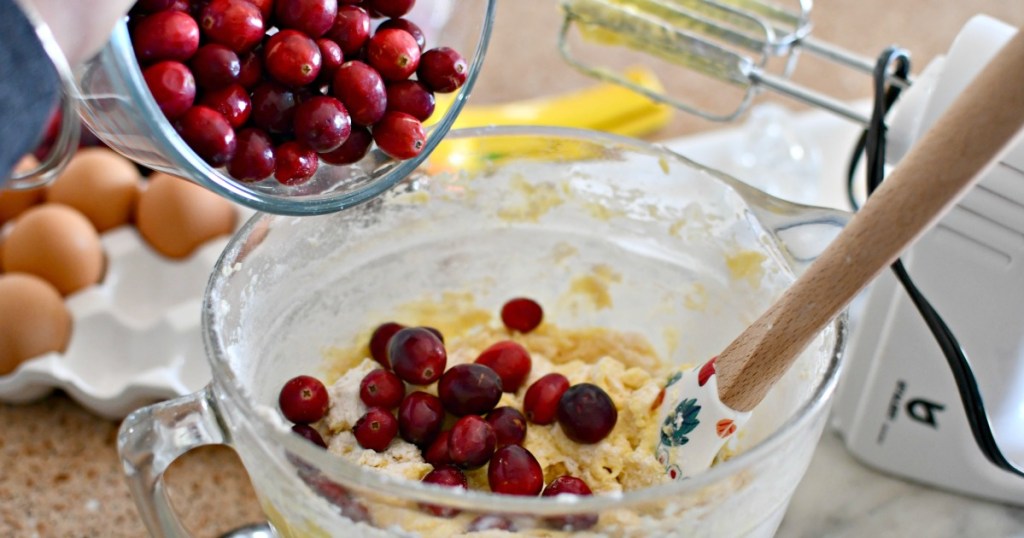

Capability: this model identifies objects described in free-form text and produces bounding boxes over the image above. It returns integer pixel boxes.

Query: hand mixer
[556,0,1024,505]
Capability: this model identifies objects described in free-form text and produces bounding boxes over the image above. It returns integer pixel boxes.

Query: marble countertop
[2,1,1024,536]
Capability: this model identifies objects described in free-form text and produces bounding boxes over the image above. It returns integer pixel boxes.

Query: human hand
[18,0,137,66]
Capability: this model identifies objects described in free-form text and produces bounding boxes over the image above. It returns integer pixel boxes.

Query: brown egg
[135,172,237,259]
[46,147,141,232]
[1,204,105,295]
[0,155,46,224]
[0,272,72,375]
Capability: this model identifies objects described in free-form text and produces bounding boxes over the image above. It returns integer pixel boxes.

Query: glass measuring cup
[118,126,848,537]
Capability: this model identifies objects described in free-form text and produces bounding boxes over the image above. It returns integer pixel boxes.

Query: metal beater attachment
[558,0,910,125]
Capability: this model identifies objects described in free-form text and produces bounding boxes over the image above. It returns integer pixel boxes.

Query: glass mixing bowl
[119,126,849,537]
[71,2,495,215]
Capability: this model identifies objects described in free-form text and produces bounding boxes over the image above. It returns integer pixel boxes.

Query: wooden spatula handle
[716,29,1024,412]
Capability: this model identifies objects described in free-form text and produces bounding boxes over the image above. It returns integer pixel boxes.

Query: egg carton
[0,207,254,419]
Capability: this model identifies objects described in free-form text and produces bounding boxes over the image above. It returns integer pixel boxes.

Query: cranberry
[200,84,251,128]
[422,429,452,466]
[275,0,337,37]
[264,30,323,87]
[142,61,196,120]
[542,476,597,530]
[132,10,200,63]
[368,321,405,368]
[187,0,210,18]
[237,51,264,88]
[367,29,420,81]
[292,424,328,448]
[422,326,444,343]
[274,141,319,185]
[397,391,445,445]
[133,0,177,13]
[488,445,543,496]
[316,38,344,82]
[385,80,435,121]
[468,515,516,532]
[353,407,399,451]
[486,407,527,448]
[418,47,468,93]
[501,297,543,333]
[359,368,405,408]
[278,374,329,423]
[377,18,425,51]
[437,363,502,416]
[448,415,496,469]
[189,44,240,90]
[523,373,570,425]
[388,327,446,385]
[557,383,617,444]
[327,5,371,55]
[420,465,467,518]
[366,0,414,18]
[372,111,424,159]
[228,128,276,182]
[332,61,387,126]
[248,0,274,19]
[250,82,298,133]
[475,341,532,393]
[293,96,352,152]
[319,125,372,164]
[200,0,265,53]
[176,105,237,166]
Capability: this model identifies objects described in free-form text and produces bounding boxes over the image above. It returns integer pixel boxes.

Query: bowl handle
[117,385,227,537]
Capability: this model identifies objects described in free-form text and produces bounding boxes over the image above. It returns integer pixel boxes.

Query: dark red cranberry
[475,341,532,393]
[421,326,444,343]
[372,111,424,159]
[332,61,387,125]
[486,407,527,448]
[264,29,323,87]
[250,82,298,133]
[542,476,597,530]
[247,0,274,18]
[326,5,371,55]
[143,61,196,120]
[385,80,434,121]
[365,0,414,18]
[237,51,264,88]
[437,363,503,416]
[377,18,425,50]
[187,0,210,18]
[133,0,177,13]
[189,44,240,90]
[420,465,467,518]
[397,391,445,445]
[448,415,496,469]
[557,383,617,444]
[132,10,200,63]
[274,141,318,185]
[418,47,468,93]
[523,373,570,425]
[275,0,338,37]
[353,407,399,451]
[319,125,372,164]
[488,445,543,496]
[501,297,543,333]
[199,84,251,128]
[228,128,276,182]
[278,374,329,423]
[200,0,265,53]
[316,38,344,81]
[292,424,328,448]
[368,321,405,368]
[388,327,446,385]
[422,429,452,466]
[176,106,237,166]
[359,368,405,408]
[367,29,420,81]
[468,515,516,532]
[293,96,352,152]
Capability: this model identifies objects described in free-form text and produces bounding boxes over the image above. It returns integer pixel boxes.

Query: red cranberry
[557,383,617,444]
[523,373,569,425]
[237,51,264,88]
[332,61,387,126]
[327,5,371,55]
[475,341,532,393]
[421,326,444,343]
[372,111,424,159]
[143,61,196,120]
[132,10,200,63]
[367,29,420,81]
[542,476,597,530]
[377,18,425,50]
[359,368,405,409]
[278,374,329,423]
[316,38,344,81]
[200,0,265,53]
[319,125,372,164]
[422,429,452,466]
[437,363,503,416]
[189,44,240,90]
[275,0,338,37]
[293,96,352,152]
[486,406,527,448]
[247,0,274,19]
[199,84,251,128]
[250,82,298,133]
[385,80,434,121]
[501,297,543,333]
[353,407,399,451]
[176,105,237,166]
[265,29,323,87]
[366,0,414,18]
[368,321,405,368]
[418,47,468,93]
[274,141,319,185]
[397,391,445,445]
[133,0,177,13]
[488,445,543,496]
[228,128,276,182]
[388,327,446,385]
[292,424,328,448]
[448,415,496,469]
[420,465,467,518]
[468,515,516,532]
